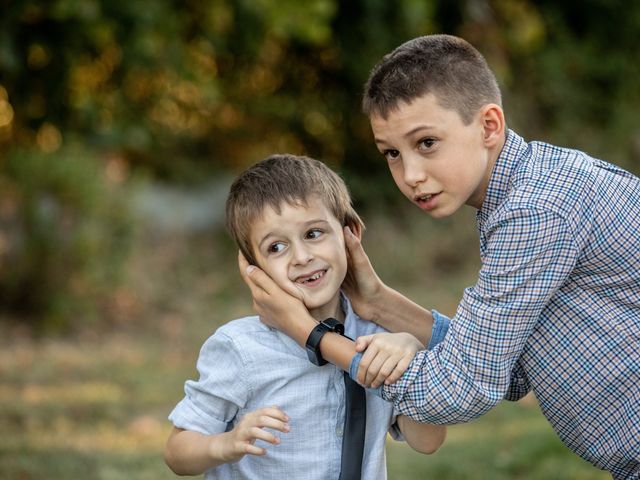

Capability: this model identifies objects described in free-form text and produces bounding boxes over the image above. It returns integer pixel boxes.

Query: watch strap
[305,318,344,366]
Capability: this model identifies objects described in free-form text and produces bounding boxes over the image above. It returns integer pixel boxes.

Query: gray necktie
[339,372,366,479]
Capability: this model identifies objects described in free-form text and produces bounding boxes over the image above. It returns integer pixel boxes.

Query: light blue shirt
[169,294,400,479]
[379,130,640,479]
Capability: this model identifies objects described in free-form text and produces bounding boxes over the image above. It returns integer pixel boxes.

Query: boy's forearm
[164,428,231,475]
[315,287,433,373]
[286,313,318,346]
[370,285,434,345]
[286,314,357,372]
[319,333,358,372]
[396,415,446,455]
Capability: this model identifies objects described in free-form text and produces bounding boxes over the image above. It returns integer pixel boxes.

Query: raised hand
[238,252,312,344]
[342,226,385,322]
[223,406,290,462]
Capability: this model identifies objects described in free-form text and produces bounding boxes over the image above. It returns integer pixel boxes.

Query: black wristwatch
[305,318,344,366]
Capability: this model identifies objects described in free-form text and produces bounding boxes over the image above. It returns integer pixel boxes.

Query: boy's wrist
[211,432,237,463]
[368,283,392,324]
[292,314,319,347]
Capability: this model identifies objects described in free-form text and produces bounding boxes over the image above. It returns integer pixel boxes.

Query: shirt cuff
[427,309,450,350]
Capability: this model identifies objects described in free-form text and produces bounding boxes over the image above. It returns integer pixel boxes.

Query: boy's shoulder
[215,315,269,336]
[201,314,300,362]
[492,132,600,214]
[201,315,273,350]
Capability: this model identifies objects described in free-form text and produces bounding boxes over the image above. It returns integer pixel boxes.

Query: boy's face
[370,93,495,217]
[249,196,347,321]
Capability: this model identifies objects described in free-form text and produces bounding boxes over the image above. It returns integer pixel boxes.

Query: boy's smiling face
[249,196,347,322]
[370,93,501,217]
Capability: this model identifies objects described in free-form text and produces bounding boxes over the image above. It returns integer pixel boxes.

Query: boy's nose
[403,155,427,187]
[291,243,314,265]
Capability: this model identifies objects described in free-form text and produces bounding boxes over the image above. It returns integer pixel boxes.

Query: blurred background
[0,0,638,478]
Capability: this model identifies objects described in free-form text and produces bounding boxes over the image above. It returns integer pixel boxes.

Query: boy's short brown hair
[362,34,502,124]
[226,154,364,265]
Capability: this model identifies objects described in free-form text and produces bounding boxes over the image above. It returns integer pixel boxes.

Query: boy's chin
[303,294,342,319]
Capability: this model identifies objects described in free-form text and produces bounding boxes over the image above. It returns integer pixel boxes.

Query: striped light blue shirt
[380,130,640,479]
[169,294,401,480]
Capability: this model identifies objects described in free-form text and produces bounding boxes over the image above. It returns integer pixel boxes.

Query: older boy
[240,36,640,479]
[164,154,445,479]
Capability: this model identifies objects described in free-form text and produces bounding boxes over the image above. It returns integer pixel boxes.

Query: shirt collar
[477,129,528,223]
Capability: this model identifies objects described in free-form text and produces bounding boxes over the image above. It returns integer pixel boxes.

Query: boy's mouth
[415,192,435,202]
[414,191,440,210]
[295,269,327,285]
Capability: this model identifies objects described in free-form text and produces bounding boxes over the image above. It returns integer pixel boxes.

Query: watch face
[322,318,344,335]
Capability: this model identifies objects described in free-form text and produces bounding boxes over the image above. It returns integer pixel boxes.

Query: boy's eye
[268,242,286,254]
[418,138,436,150]
[305,228,323,240]
[382,149,400,162]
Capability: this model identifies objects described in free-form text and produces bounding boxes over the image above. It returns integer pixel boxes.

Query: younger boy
[239,36,640,479]
[164,154,446,479]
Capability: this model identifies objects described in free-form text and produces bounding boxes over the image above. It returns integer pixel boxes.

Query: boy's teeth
[300,271,324,283]
[307,272,322,281]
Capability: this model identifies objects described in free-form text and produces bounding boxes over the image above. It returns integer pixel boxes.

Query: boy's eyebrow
[257,218,331,250]
[403,125,436,137]
[375,124,437,145]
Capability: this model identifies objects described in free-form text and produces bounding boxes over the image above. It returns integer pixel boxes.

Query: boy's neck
[309,293,346,323]
[472,130,507,210]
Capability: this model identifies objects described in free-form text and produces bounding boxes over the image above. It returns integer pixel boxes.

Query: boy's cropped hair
[226,154,364,265]
[362,34,502,124]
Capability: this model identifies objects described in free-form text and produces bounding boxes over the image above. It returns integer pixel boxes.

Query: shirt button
[336,427,343,437]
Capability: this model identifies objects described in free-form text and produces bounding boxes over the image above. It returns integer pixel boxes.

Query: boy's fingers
[239,254,304,303]
[238,250,250,270]
[385,359,411,385]
[238,251,264,294]
[248,427,281,446]
[364,353,386,386]
[244,263,276,294]
[357,345,378,384]
[357,354,371,385]
[343,226,367,265]
[255,416,290,434]
[243,443,267,456]
[260,406,290,422]
[355,334,374,352]
[372,357,398,388]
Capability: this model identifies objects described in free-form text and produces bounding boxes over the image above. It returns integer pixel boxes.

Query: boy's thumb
[355,335,372,352]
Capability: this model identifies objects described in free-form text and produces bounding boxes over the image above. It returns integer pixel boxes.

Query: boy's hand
[222,406,290,462]
[355,332,423,388]
[342,226,385,322]
[238,252,310,341]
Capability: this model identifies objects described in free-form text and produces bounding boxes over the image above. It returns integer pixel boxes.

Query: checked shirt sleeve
[382,207,578,423]
[504,358,531,401]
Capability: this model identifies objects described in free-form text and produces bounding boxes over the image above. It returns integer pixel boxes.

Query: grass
[0,206,610,479]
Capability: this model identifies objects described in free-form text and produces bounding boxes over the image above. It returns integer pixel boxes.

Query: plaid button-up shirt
[382,130,640,479]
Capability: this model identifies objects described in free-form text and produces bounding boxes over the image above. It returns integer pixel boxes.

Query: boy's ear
[345,222,363,241]
[480,103,505,148]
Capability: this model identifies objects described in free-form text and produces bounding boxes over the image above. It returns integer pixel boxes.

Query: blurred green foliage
[0,0,639,329]
[0,147,133,332]
[2,0,637,178]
